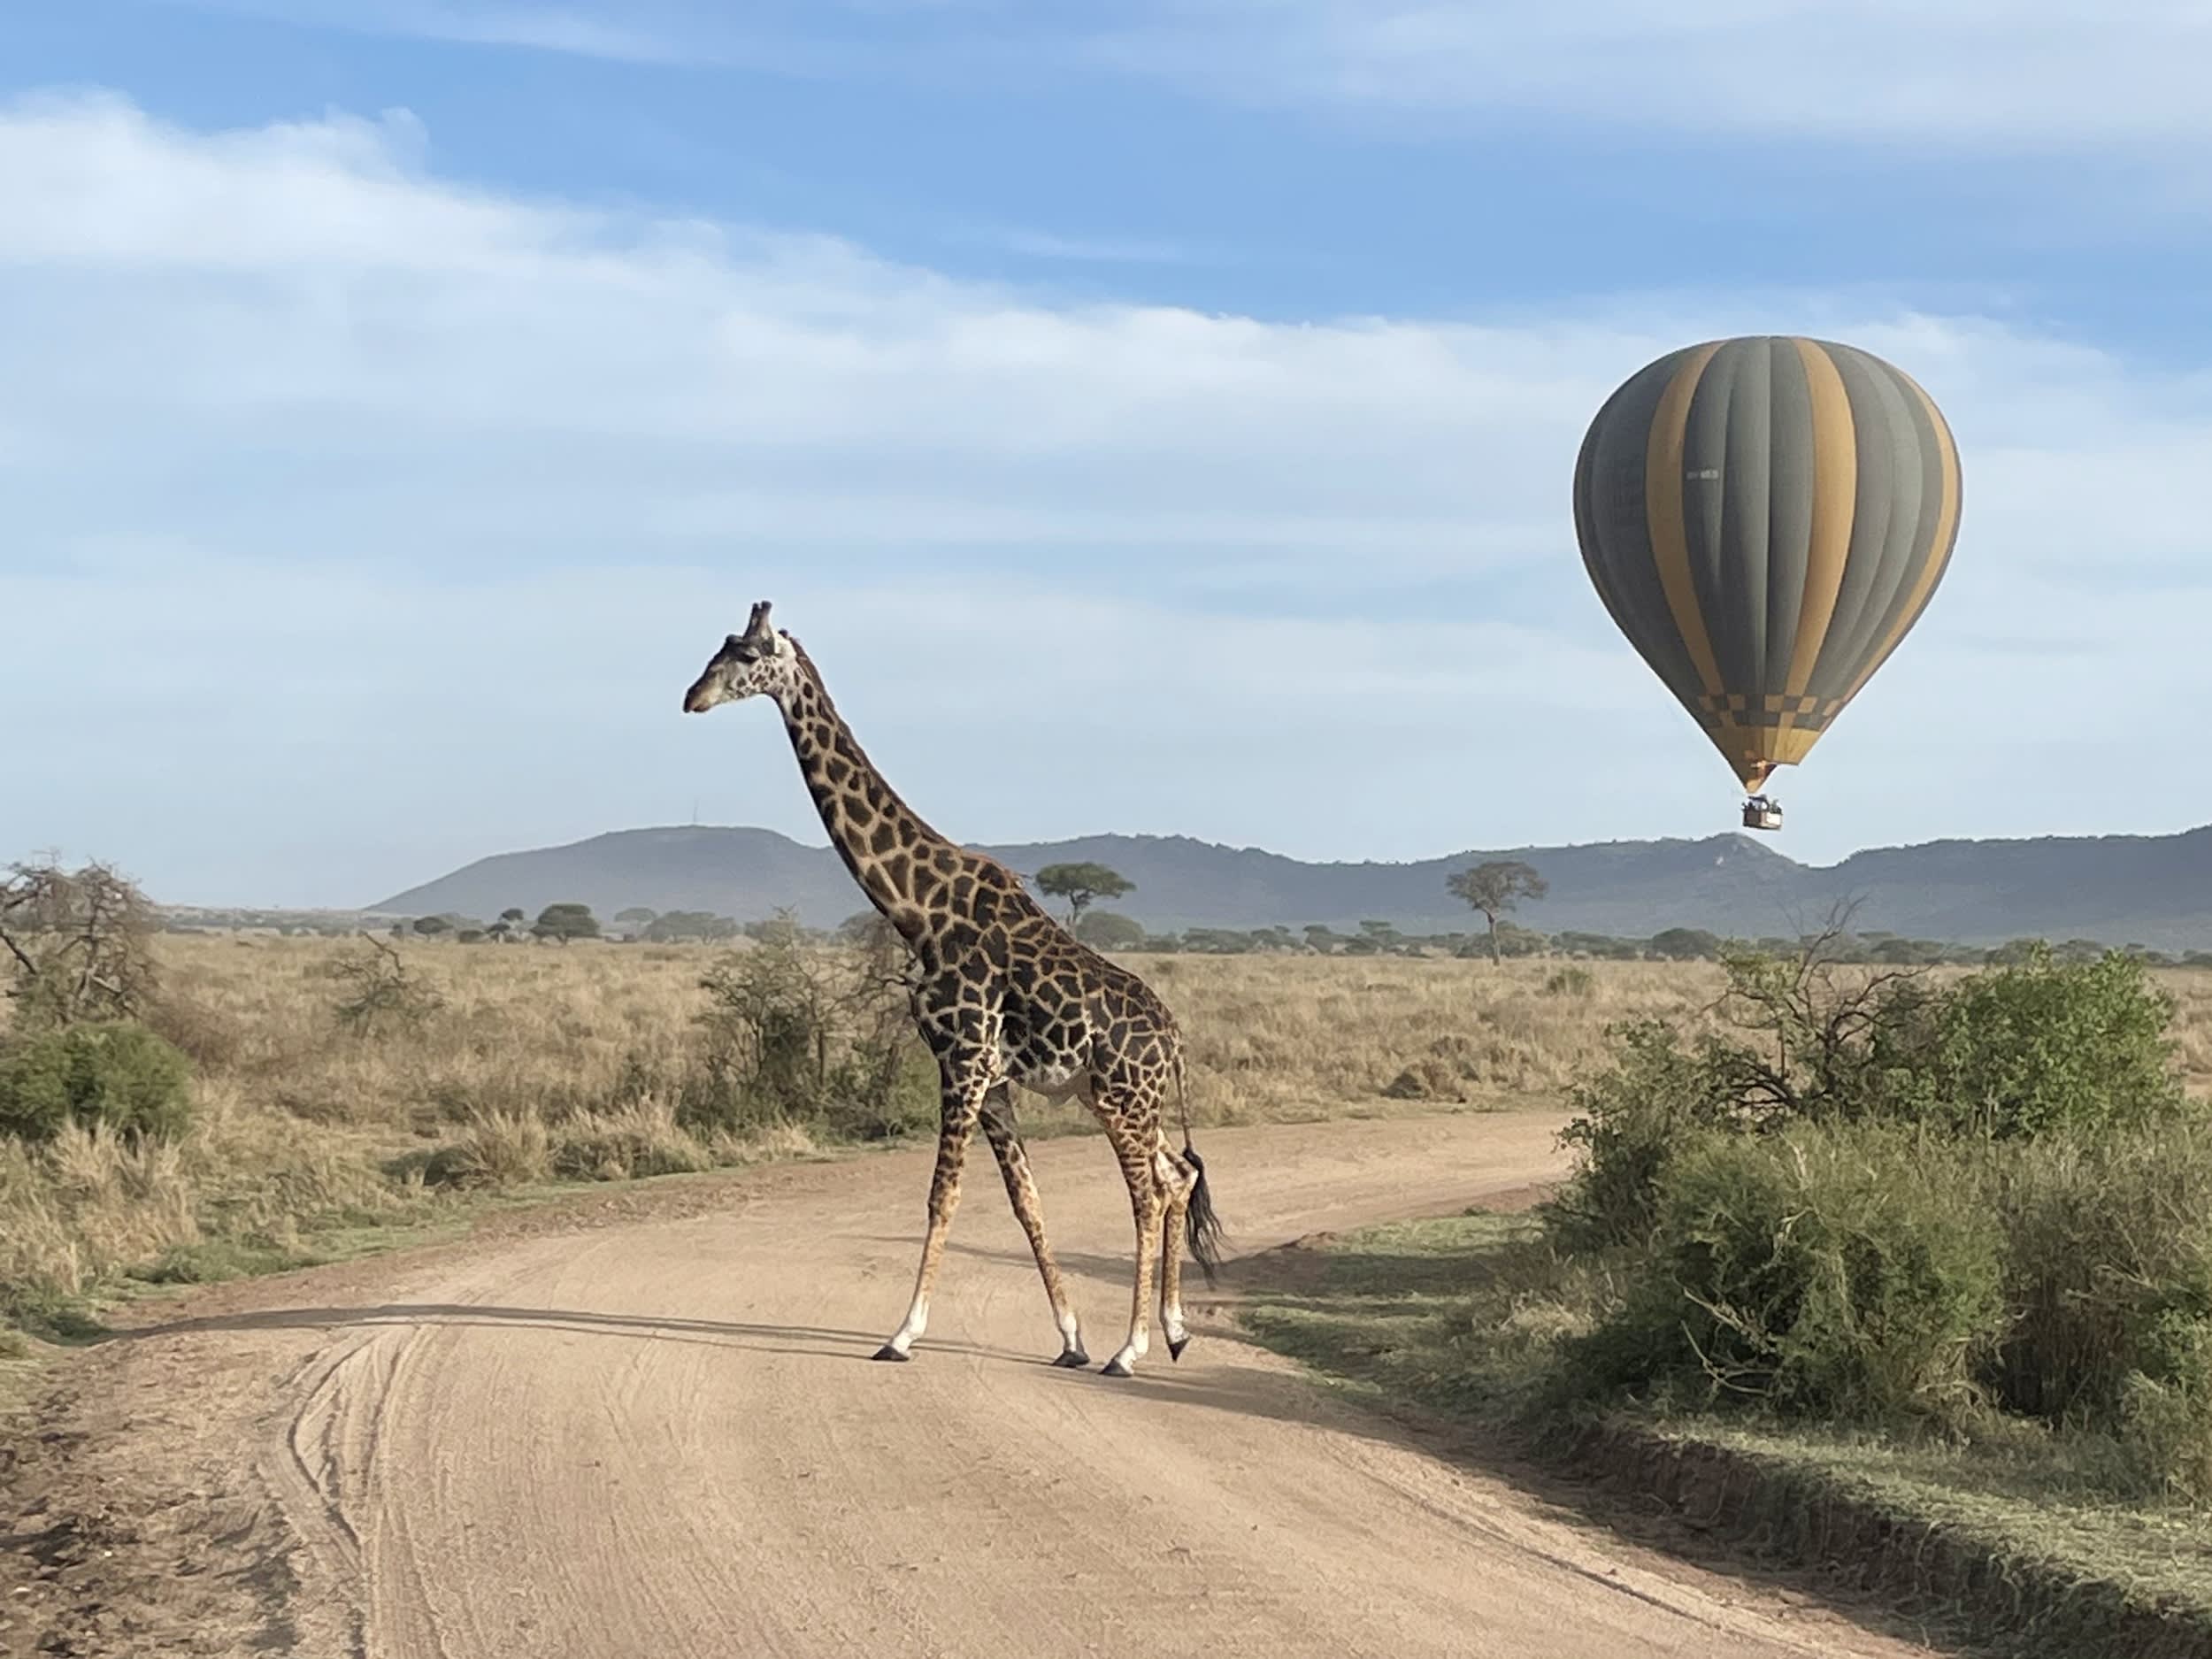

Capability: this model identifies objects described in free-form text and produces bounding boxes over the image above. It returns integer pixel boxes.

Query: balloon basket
[1740,795,1785,833]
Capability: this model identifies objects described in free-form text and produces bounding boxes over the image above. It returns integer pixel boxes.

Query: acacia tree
[1073,910,1146,951]
[1447,859,1549,964]
[531,902,602,945]
[0,857,160,1027]
[1033,862,1133,926]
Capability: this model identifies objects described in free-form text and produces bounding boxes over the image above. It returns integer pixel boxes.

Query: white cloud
[3,92,2210,905]
[1081,3,2212,150]
[157,1,700,64]
[163,2,2212,151]
[956,225,1201,266]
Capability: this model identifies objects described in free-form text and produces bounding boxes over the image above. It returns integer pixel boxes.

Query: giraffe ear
[743,601,774,642]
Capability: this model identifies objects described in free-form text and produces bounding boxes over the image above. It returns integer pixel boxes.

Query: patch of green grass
[1242,1211,1611,1420]
[127,1238,319,1286]
[0,1283,116,1347]
[6,1195,472,1344]
[1691,1419,2212,1610]
[1237,1207,2212,1659]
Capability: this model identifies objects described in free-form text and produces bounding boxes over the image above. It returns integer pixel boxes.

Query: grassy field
[12,929,2212,1654]
[14,934,2212,1348]
[14,934,2212,1340]
[0,933,1724,1340]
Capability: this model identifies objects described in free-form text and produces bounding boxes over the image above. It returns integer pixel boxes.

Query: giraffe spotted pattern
[684,601,1224,1377]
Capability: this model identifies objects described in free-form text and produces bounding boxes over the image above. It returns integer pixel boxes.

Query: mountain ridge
[370,822,2212,949]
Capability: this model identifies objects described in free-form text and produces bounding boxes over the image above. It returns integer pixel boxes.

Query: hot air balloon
[1571,335,1962,832]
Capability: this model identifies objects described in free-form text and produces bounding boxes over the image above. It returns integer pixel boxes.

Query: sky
[4,2,2211,908]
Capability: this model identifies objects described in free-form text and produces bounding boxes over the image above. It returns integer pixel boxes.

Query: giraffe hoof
[1051,1348,1091,1369]
[872,1343,912,1363]
[1168,1334,1190,1362]
[1100,1356,1135,1379]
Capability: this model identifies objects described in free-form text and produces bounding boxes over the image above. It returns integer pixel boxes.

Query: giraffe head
[682,601,803,713]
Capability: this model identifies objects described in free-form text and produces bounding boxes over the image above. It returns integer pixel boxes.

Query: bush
[1917,946,2185,1138]
[0,1021,196,1143]
[326,937,446,1032]
[1985,1122,2212,1496]
[1579,1125,2006,1426]
[550,1099,714,1181]
[1549,941,2191,1249]
[1543,935,2212,1494]
[1549,1021,1748,1248]
[0,859,161,1029]
[416,1111,551,1190]
[680,915,935,1141]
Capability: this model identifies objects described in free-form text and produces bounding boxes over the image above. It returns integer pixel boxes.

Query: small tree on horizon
[1073,910,1146,951]
[1033,862,1133,926]
[531,902,601,946]
[1448,859,1549,964]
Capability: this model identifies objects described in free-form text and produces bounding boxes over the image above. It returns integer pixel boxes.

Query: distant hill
[369,823,2212,951]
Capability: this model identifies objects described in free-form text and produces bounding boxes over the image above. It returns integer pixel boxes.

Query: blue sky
[5,1,2212,908]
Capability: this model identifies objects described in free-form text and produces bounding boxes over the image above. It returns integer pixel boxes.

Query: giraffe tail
[1175,1050,1226,1286]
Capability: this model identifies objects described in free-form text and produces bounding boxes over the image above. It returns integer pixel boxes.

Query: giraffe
[682,602,1225,1377]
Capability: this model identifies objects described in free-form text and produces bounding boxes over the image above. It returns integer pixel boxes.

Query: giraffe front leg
[979,1087,1087,1368]
[1101,1120,1164,1379]
[875,1065,987,1362]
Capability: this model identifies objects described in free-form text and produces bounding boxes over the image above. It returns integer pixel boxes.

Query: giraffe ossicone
[682,601,1225,1376]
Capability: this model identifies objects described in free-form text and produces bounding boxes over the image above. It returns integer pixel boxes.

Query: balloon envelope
[1571,335,1962,793]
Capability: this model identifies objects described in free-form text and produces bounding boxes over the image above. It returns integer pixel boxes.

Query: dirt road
[6,1111,1936,1658]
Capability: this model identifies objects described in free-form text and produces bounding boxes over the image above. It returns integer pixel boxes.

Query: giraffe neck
[774,645,951,937]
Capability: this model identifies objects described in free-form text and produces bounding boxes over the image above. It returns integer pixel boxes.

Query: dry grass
[1148,953,1727,1120]
[138,936,1737,1136]
[5,933,2212,1337]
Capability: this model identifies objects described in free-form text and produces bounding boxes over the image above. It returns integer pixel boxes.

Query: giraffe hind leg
[1158,1139,1197,1361]
[979,1085,1087,1367]
[1097,1102,1167,1379]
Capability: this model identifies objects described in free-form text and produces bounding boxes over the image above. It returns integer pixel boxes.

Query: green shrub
[1578,1125,2005,1426]
[1985,1122,2212,1496]
[682,917,934,1141]
[0,1021,195,1142]
[1918,946,2185,1138]
[1550,941,2191,1250]
[1548,1021,1747,1248]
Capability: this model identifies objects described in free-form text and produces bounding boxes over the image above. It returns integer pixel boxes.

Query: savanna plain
[11,923,2212,1656]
